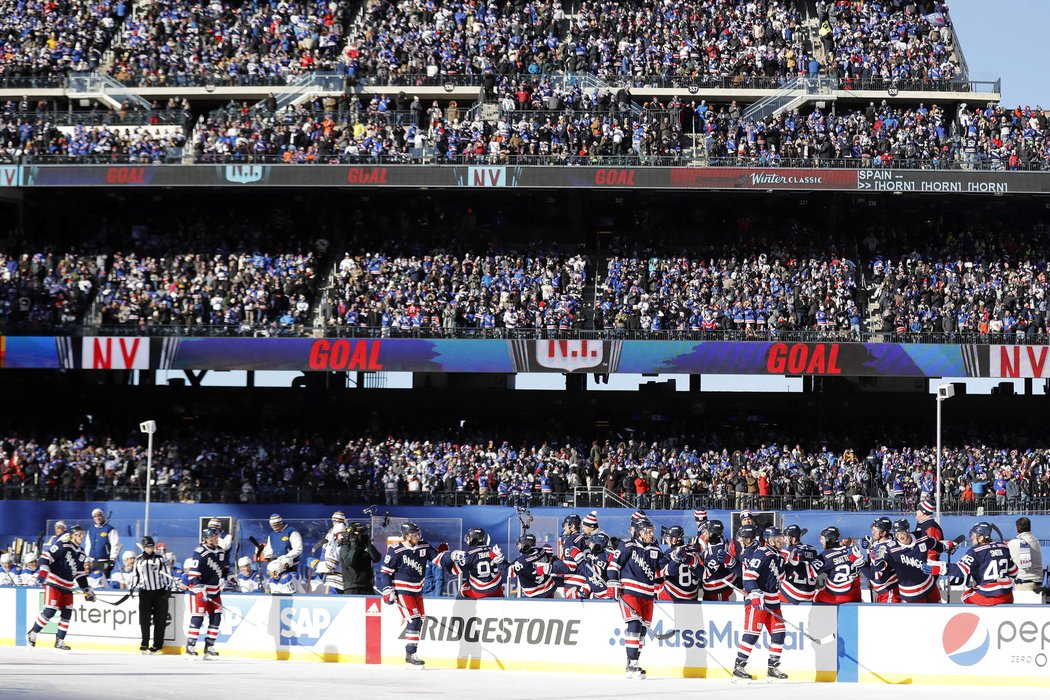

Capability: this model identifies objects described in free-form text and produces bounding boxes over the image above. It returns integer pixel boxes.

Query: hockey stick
[941,533,967,603]
[515,506,533,533]
[760,606,836,645]
[618,594,677,640]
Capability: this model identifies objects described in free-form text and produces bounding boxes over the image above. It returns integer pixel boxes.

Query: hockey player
[0,553,19,586]
[564,532,614,599]
[110,551,138,589]
[19,553,42,587]
[185,527,230,658]
[445,528,507,598]
[510,534,567,598]
[85,508,120,576]
[205,519,232,551]
[27,525,95,649]
[728,523,760,586]
[236,557,262,593]
[323,522,345,594]
[871,519,941,604]
[608,517,668,680]
[734,527,788,682]
[376,522,449,668]
[85,558,109,589]
[698,520,737,601]
[780,525,819,604]
[659,526,701,601]
[44,521,67,550]
[858,517,899,603]
[560,514,588,589]
[813,526,863,604]
[263,513,303,582]
[915,499,944,541]
[926,522,1018,605]
[267,560,300,594]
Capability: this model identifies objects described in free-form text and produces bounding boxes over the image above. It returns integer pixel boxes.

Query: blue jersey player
[376,522,449,668]
[511,534,568,598]
[926,522,1017,606]
[608,517,668,680]
[734,527,788,682]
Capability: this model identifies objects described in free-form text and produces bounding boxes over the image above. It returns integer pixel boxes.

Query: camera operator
[1008,517,1042,594]
[339,523,381,595]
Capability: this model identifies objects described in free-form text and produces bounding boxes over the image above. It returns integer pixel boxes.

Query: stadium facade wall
[1,587,1046,686]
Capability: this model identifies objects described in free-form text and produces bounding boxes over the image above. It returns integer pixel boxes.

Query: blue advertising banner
[0,336,1011,377]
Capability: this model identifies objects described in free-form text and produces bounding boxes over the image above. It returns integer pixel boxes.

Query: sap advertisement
[849,605,1050,687]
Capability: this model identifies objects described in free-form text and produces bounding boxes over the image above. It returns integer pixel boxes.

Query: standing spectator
[1008,517,1043,593]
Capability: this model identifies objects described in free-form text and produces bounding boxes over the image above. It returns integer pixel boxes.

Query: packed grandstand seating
[322,249,589,332]
[1,424,1048,512]
[107,0,355,87]
[595,250,860,336]
[0,0,969,89]
[820,0,961,88]
[5,217,1050,342]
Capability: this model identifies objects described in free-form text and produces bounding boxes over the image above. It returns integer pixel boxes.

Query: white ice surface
[2,646,1044,700]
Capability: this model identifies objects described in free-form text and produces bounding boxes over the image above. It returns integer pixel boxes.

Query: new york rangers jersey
[780,543,819,603]
[700,540,737,596]
[660,544,702,600]
[560,532,589,587]
[608,539,668,599]
[876,536,939,602]
[445,546,507,597]
[858,540,898,597]
[948,542,1018,600]
[511,548,568,598]
[187,544,230,597]
[39,540,90,592]
[565,552,613,599]
[377,541,444,595]
[742,545,784,606]
[813,546,862,603]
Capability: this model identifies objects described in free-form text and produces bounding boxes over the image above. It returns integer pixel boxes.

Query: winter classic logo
[943,612,989,666]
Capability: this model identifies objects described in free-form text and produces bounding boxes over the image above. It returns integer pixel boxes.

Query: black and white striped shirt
[131,553,171,591]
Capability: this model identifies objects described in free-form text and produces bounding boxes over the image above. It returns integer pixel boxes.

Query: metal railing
[2,110,190,127]
[0,75,66,89]
[20,149,185,164]
[4,482,1048,515]
[840,77,1000,94]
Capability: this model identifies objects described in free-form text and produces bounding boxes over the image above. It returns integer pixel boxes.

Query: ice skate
[26,631,36,648]
[405,652,425,669]
[767,663,789,681]
[54,639,71,651]
[625,661,647,679]
[732,661,754,682]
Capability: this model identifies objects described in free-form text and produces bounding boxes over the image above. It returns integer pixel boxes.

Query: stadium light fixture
[140,421,157,536]
[934,385,954,521]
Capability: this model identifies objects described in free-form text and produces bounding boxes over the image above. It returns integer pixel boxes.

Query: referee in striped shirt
[131,536,171,654]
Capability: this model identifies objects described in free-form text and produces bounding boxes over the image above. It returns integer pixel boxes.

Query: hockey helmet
[589,531,611,553]
[872,517,893,534]
[516,533,537,554]
[562,514,582,531]
[465,528,488,547]
[400,521,421,537]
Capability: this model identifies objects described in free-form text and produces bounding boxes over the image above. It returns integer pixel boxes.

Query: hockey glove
[490,545,505,565]
[921,561,947,577]
[82,588,96,602]
[535,561,550,577]
[939,539,957,554]
[435,542,449,554]
[871,544,887,562]
[848,545,863,563]
[860,537,871,550]
[381,587,396,605]
[747,592,764,610]
[450,550,468,567]
[608,582,623,599]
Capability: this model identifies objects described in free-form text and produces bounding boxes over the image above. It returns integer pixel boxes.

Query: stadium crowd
[594,249,860,336]
[568,0,809,83]
[192,95,684,163]
[819,0,961,87]
[867,224,1050,338]
[0,251,103,331]
[2,426,1050,514]
[699,101,1050,170]
[345,0,565,82]
[94,237,319,331]
[0,0,127,83]
[322,249,588,332]
[107,0,354,87]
